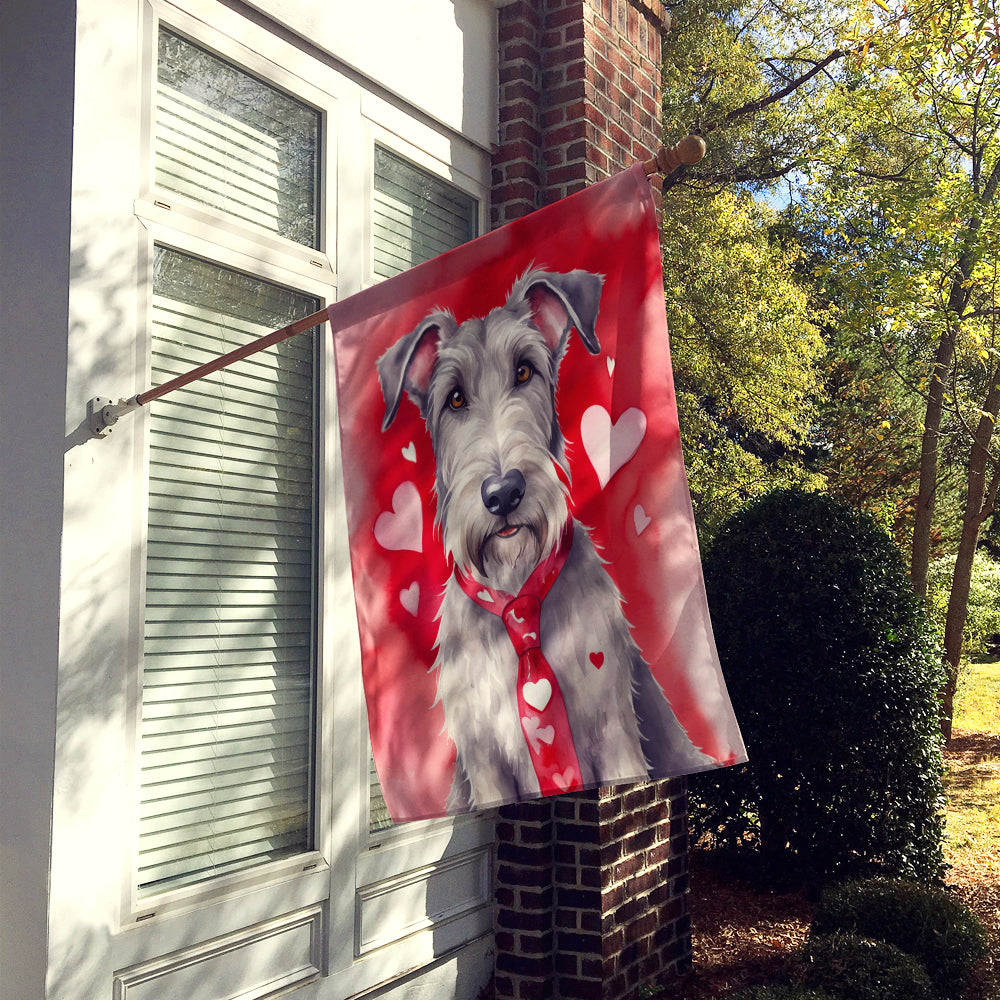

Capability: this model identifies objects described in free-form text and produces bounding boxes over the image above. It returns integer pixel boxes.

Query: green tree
[659,1,845,538]
[803,0,1000,735]
[927,548,1000,658]
[661,2,999,738]
[662,189,825,539]
[661,0,854,195]
[782,204,974,550]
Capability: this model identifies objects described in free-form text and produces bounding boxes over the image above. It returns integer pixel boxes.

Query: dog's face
[378,269,603,582]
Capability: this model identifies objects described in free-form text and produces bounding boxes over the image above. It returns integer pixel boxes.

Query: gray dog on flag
[378,268,712,811]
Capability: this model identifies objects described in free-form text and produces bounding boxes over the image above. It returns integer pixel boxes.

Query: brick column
[491,3,693,999]
[495,800,556,1000]
[551,783,692,998]
[493,0,668,225]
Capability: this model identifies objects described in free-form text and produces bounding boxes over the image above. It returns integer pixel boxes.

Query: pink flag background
[330,165,746,822]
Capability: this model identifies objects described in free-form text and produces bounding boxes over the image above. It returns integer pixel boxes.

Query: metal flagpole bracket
[88,395,141,438]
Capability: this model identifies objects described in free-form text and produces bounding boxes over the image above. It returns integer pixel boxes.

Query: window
[120,7,494,992]
[47,0,502,993]
[139,248,318,895]
[372,145,477,279]
[155,28,320,247]
[136,26,323,898]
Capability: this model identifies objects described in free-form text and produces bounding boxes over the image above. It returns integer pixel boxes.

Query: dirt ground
[668,734,1000,999]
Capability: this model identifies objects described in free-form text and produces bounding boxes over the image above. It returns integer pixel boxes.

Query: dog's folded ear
[510,269,603,357]
[377,311,455,430]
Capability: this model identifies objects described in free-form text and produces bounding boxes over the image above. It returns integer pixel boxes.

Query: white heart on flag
[580,405,647,489]
[401,441,417,463]
[521,715,556,753]
[553,768,576,790]
[374,481,423,553]
[606,356,615,377]
[522,678,552,712]
[400,582,419,616]
[634,504,652,536]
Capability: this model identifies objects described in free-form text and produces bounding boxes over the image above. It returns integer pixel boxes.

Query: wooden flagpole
[88,136,705,437]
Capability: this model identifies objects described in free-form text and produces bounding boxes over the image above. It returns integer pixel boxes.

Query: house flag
[329,164,747,822]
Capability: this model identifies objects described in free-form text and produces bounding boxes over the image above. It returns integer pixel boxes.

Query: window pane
[369,149,478,831]
[156,28,320,248]
[139,247,318,895]
[373,146,477,279]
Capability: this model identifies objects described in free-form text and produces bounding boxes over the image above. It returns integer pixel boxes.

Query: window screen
[138,247,319,895]
[156,27,320,248]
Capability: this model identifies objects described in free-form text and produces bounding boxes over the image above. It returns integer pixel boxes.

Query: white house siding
[0,1,499,998]
[0,0,76,996]
[242,0,498,153]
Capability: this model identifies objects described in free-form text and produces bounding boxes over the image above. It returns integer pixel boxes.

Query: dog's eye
[447,388,467,411]
[515,362,533,386]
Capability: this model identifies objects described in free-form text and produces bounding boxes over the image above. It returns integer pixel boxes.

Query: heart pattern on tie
[521,715,556,753]
[522,678,552,712]
[553,768,576,790]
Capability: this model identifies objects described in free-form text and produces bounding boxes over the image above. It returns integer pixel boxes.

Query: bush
[812,878,988,998]
[793,933,934,1000]
[732,987,837,1000]
[692,489,946,882]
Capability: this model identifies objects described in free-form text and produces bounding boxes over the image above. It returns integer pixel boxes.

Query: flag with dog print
[329,163,746,822]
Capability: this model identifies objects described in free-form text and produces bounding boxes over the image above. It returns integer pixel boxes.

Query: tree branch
[702,49,847,134]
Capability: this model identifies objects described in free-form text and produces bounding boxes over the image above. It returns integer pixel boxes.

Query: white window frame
[111,0,495,992]
[124,0,339,928]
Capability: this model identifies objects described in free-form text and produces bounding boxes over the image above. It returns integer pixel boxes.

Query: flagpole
[88,136,705,437]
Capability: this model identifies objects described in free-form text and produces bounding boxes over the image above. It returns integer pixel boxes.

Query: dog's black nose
[481,469,526,516]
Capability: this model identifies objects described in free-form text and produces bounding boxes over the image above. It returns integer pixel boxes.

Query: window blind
[156,28,320,248]
[372,146,477,280]
[368,148,478,831]
[138,248,318,895]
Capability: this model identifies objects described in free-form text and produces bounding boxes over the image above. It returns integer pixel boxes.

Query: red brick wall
[492,0,667,226]
[494,783,691,1000]
[490,7,691,998]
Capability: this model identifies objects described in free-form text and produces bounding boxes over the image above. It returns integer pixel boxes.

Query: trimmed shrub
[692,489,946,882]
[812,878,988,998]
[793,933,934,1000]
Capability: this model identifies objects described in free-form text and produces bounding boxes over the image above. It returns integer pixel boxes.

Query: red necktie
[456,522,584,796]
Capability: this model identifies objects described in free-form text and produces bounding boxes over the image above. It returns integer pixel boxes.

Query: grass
[945,659,1000,869]
[942,658,1000,1000]
[955,658,1000,734]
